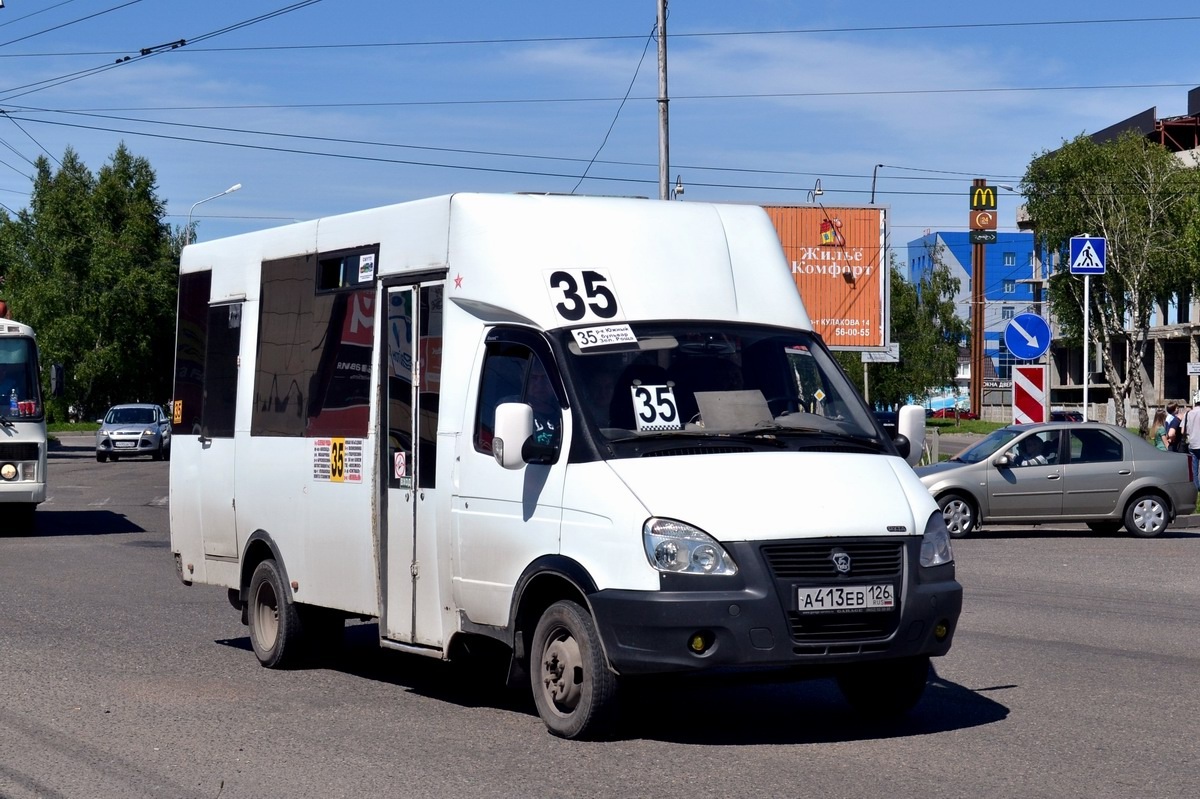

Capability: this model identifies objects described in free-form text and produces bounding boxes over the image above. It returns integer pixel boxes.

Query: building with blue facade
[906,231,1043,409]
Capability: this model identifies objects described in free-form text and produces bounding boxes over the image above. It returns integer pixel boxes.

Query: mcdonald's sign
[969,209,997,230]
[969,184,996,210]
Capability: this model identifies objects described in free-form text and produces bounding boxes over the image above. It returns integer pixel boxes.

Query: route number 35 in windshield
[631,384,682,432]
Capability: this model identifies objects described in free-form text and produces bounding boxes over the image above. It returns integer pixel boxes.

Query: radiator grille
[761,541,903,580]
[762,539,906,646]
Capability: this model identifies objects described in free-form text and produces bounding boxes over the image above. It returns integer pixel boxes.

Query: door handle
[1046,473,1061,480]
[1118,469,1131,475]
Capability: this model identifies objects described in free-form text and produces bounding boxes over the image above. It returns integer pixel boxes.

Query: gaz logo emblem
[831,549,852,574]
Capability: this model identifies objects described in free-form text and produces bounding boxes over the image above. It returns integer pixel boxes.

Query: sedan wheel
[1125,493,1169,538]
[938,492,976,538]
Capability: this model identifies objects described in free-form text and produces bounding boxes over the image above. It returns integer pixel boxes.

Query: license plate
[797,584,894,612]
[114,441,136,448]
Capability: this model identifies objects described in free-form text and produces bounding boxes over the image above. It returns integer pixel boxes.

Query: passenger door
[180,300,244,558]
[1061,426,1128,516]
[383,283,444,646]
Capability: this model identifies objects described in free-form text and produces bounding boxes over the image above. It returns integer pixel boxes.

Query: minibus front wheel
[531,600,619,740]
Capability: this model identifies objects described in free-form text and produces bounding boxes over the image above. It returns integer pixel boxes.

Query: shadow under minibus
[218,622,1008,744]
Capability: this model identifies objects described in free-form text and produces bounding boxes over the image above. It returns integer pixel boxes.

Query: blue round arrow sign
[1004,313,1051,361]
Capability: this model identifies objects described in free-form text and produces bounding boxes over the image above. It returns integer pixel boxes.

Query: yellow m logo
[970,186,996,210]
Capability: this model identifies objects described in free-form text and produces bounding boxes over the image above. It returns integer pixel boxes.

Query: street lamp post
[186,183,241,244]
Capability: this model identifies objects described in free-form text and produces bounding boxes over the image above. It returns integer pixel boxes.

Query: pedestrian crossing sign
[1069,235,1106,275]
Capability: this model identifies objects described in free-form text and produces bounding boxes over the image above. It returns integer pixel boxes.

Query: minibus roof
[182,193,813,333]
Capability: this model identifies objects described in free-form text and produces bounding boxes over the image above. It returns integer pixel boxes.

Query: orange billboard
[763,205,888,350]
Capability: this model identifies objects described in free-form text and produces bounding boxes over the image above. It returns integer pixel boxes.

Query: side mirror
[50,363,65,397]
[897,405,925,466]
[493,402,533,470]
[995,454,1012,468]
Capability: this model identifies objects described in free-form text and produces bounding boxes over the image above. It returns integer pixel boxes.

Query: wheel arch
[236,530,292,609]
[508,556,601,671]
[1120,482,1176,518]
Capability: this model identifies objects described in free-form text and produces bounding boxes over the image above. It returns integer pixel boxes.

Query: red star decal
[453,273,464,288]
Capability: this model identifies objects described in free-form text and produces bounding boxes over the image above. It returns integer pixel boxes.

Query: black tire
[162,443,171,462]
[110,454,119,462]
[96,452,107,463]
[836,655,931,717]
[1086,520,1123,535]
[530,600,620,740]
[1124,493,1169,538]
[151,445,163,461]
[937,492,977,538]
[248,559,306,668]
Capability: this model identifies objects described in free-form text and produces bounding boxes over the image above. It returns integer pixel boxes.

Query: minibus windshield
[557,322,881,443]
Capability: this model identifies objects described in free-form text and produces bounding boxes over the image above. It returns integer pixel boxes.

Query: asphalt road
[2,437,1199,798]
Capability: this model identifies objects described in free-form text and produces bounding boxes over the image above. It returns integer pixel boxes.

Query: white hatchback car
[96,403,172,462]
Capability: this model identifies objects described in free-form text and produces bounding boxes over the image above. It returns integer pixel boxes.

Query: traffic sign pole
[1083,275,1090,422]
[1069,235,1106,423]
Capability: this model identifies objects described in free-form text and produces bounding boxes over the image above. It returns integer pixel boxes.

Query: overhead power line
[4,14,1200,56]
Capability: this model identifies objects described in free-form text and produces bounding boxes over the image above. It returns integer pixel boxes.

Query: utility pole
[657,0,669,200]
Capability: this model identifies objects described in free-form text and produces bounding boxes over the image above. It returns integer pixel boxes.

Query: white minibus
[169,193,961,739]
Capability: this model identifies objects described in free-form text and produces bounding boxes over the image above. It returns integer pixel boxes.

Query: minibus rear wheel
[248,559,304,669]
[530,600,619,740]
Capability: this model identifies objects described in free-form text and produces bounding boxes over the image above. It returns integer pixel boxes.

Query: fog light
[687,631,713,654]
[934,620,949,641]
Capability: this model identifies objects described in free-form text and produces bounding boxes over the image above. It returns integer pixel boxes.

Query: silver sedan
[914,422,1196,538]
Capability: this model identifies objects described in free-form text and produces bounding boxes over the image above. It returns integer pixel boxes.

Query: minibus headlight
[643,518,737,576]
[920,511,954,567]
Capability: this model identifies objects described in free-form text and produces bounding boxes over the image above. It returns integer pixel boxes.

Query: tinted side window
[253,248,378,438]
[202,303,242,438]
[1069,428,1123,464]
[173,270,212,432]
[473,343,562,456]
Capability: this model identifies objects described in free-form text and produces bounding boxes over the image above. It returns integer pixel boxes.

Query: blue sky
[1,1,1198,248]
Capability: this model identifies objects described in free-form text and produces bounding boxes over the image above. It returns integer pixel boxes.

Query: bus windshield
[0,336,43,417]
[555,322,881,442]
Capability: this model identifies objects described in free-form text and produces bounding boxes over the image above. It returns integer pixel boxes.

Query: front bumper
[589,537,962,676]
[97,434,162,454]
[0,441,45,503]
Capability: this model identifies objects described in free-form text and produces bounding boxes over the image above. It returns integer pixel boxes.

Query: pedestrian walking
[1185,394,1200,489]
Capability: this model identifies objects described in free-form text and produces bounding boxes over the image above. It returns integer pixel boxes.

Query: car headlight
[920,511,954,567]
[643,518,738,575]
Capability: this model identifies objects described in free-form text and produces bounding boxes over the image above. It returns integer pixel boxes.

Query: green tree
[0,144,180,419]
[839,248,967,409]
[1021,132,1200,432]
